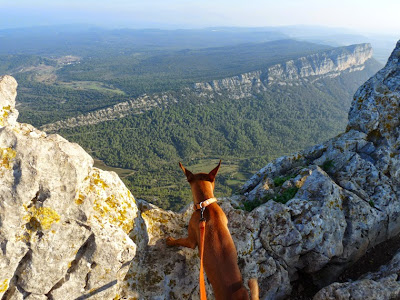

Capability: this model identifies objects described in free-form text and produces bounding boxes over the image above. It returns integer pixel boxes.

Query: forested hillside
[0,26,382,210]
[9,39,331,127]
[58,59,381,211]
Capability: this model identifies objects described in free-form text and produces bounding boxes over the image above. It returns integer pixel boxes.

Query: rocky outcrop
[41,43,374,132]
[266,43,372,84]
[41,92,180,132]
[314,248,400,300]
[193,69,265,99]
[0,75,137,299]
[195,44,373,94]
[239,40,400,296]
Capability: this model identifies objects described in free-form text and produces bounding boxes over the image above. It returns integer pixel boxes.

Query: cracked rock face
[267,43,372,83]
[0,75,137,299]
[314,247,400,300]
[237,40,400,297]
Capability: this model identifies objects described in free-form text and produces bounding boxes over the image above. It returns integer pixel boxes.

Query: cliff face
[41,93,180,132]
[266,43,372,83]
[194,43,373,93]
[41,43,374,132]
[0,76,137,299]
[240,40,400,298]
[1,40,399,300]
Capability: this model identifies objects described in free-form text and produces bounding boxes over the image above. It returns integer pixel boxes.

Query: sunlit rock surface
[0,75,137,299]
[239,40,400,298]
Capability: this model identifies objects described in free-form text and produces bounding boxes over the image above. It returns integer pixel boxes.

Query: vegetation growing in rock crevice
[273,175,297,187]
[320,159,335,173]
[243,180,300,212]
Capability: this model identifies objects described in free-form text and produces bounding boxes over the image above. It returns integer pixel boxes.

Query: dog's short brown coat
[166,161,259,300]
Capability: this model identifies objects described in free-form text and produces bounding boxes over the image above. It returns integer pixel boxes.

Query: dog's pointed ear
[179,162,194,181]
[208,160,221,181]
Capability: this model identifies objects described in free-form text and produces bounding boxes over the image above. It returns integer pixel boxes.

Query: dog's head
[179,160,221,192]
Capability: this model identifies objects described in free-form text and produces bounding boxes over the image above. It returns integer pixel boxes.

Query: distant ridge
[41,43,374,132]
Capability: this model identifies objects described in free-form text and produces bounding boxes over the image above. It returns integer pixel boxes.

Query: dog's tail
[248,278,259,300]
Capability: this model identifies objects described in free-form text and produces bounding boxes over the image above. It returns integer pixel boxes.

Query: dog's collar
[193,197,217,211]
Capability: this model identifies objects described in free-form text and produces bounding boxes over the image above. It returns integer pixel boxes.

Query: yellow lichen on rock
[91,170,109,190]
[0,105,11,127]
[93,192,135,233]
[139,208,172,245]
[75,193,85,205]
[79,169,136,233]
[0,279,9,293]
[23,205,61,230]
[0,147,16,169]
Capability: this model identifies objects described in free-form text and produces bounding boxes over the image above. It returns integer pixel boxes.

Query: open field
[182,158,253,193]
[55,81,126,95]
[93,158,135,178]
[183,158,238,174]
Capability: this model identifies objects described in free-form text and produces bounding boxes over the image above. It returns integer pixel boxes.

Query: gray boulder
[0,75,137,299]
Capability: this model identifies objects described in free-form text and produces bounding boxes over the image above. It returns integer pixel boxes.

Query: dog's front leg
[166,222,197,249]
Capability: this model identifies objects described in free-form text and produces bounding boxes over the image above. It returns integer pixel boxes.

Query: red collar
[193,197,217,211]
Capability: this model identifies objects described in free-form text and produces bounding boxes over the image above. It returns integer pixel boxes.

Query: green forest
[0,28,382,211]
[9,39,333,127]
[58,64,379,211]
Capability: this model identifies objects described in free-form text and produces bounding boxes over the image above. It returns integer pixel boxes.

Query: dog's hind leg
[248,279,259,300]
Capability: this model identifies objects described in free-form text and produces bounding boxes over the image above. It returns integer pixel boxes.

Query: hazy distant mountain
[0,25,288,56]
[266,25,398,63]
[0,25,396,63]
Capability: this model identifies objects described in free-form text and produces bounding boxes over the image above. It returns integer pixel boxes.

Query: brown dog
[166,161,259,300]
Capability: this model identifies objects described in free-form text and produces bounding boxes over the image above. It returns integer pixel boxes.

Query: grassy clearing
[56,81,126,95]
[183,158,238,174]
[181,158,251,195]
[93,159,135,178]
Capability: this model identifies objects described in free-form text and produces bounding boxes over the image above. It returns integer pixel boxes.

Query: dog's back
[201,203,249,300]
[167,161,259,300]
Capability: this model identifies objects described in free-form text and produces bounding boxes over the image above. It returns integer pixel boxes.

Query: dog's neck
[192,191,215,205]
[190,181,215,205]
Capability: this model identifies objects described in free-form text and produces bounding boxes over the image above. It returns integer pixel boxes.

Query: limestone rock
[0,75,18,128]
[267,44,372,84]
[120,200,207,299]
[313,277,400,300]
[348,41,400,137]
[238,40,400,296]
[41,93,179,132]
[314,248,400,300]
[0,76,137,299]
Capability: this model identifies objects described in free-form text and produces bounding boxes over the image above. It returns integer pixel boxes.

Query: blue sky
[1,0,400,34]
